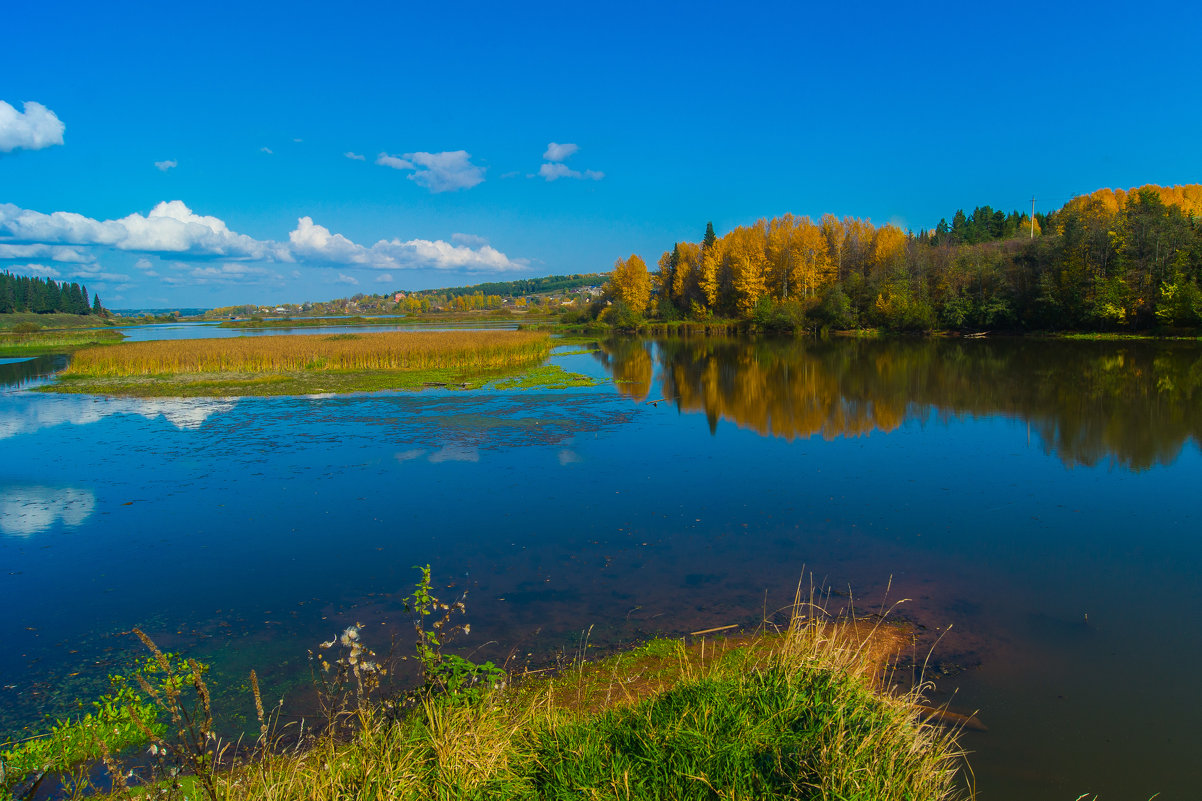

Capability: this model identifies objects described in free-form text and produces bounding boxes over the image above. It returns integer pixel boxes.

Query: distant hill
[111,308,210,317]
[412,273,608,298]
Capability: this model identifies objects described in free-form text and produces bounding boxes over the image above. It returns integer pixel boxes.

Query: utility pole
[1030,196,1037,239]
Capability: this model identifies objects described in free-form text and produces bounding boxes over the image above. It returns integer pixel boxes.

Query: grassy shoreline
[6,611,967,801]
[0,329,125,357]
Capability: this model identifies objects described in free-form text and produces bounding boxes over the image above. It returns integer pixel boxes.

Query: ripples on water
[1,333,1200,800]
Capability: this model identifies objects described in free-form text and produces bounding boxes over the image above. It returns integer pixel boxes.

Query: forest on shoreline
[603,184,1202,333]
[0,272,105,316]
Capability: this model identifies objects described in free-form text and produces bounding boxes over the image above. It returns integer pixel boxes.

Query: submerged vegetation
[490,364,600,391]
[0,571,966,801]
[48,331,553,397]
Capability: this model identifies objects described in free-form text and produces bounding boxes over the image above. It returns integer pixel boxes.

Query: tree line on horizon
[603,183,1202,332]
[0,272,105,316]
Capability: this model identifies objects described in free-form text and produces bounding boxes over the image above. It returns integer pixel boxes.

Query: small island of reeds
[46,330,569,397]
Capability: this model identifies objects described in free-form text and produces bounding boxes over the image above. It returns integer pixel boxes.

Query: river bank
[2,609,968,801]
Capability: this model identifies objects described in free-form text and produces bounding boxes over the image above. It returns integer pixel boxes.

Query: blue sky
[2,0,1200,308]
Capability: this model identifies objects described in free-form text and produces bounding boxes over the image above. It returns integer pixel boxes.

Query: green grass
[0,313,116,331]
[528,668,899,799]
[15,608,964,801]
[0,328,125,357]
[40,364,550,397]
[200,617,964,801]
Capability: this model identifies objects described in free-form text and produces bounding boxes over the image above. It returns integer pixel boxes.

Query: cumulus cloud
[375,273,393,283]
[0,201,525,277]
[0,200,282,259]
[543,142,578,162]
[336,273,359,285]
[287,216,522,272]
[538,163,604,182]
[0,101,65,153]
[376,150,485,193]
[344,151,366,161]
[155,159,177,172]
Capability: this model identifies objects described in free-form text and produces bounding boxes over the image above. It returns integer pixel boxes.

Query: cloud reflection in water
[0,485,96,536]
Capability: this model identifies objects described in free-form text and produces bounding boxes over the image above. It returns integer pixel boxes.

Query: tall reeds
[63,331,551,377]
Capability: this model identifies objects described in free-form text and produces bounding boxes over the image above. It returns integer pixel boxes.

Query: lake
[2,328,1200,799]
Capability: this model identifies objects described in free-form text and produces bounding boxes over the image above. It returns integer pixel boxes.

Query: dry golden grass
[201,608,968,801]
[63,330,551,377]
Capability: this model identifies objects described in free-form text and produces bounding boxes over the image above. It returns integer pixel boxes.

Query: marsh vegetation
[48,330,554,397]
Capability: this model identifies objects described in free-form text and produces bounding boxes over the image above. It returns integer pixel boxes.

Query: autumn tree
[609,254,652,316]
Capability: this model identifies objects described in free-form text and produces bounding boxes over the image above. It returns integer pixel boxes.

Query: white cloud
[375,273,393,283]
[14,263,60,278]
[260,147,273,154]
[537,142,602,181]
[0,200,282,259]
[344,151,366,161]
[538,163,604,182]
[376,153,413,170]
[0,101,65,153]
[0,243,94,263]
[287,216,522,272]
[155,159,177,172]
[336,273,359,285]
[289,217,369,264]
[543,142,578,162]
[376,150,485,193]
[451,233,489,248]
[0,201,525,278]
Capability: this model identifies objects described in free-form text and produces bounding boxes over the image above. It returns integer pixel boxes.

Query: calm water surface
[2,328,1200,799]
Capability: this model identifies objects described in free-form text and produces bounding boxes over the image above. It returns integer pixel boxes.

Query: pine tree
[93,294,104,315]
[0,276,14,314]
[703,222,717,251]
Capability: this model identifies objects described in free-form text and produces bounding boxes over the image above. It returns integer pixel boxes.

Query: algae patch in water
[489,365,600,391]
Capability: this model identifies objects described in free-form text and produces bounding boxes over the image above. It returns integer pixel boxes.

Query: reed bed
[63,331,552,377]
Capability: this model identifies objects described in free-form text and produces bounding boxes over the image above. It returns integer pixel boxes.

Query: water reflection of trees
[594,337,1202,470]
